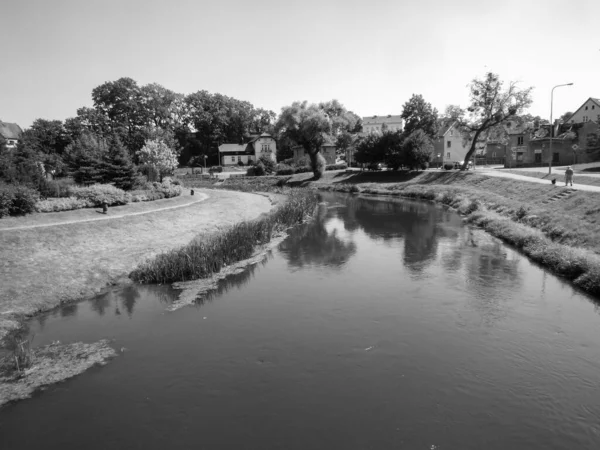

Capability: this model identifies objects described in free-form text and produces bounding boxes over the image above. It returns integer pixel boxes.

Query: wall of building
[569,99,600,124]
[432,126,471,166]
[254,137,276,162]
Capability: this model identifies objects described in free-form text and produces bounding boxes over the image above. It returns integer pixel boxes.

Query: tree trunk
[462,129,484,171]
[307,149,326,179]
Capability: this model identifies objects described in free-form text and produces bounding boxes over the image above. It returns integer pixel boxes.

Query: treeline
[0,77,277,191]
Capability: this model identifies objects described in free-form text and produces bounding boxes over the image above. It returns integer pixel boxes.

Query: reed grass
[130,189,318,284]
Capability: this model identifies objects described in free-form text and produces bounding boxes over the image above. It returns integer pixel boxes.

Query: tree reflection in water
[279,203,357,270]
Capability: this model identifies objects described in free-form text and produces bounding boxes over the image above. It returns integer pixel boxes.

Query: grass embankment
[130,189,318,284]
[231,169,600,298]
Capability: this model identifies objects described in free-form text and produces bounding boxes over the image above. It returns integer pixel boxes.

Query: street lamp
[549,82,573,174]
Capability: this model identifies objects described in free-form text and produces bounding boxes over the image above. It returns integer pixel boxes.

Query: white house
[361,115,403,134]
[431,121,471,167]
[566,98,600,125]
[0,121,23,149]
[218,133,277,166]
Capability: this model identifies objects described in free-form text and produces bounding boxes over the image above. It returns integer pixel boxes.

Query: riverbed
[1,192,599,449]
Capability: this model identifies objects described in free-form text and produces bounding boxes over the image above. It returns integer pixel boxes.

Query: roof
[218,143,246,153]
[0,122,23,140]
[362,115,403,125]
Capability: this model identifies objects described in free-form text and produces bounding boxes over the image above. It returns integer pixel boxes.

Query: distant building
[218,133,276,166]
[361,115,403,134]
[0,121,23,149]
[566,98,600,124]
[431,121,471,167]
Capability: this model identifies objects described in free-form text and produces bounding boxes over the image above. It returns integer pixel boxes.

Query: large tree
[276,100,360,179]
[401,94,439,138]
[450,72,533,170]
[136,139,179,181]
[402,129,433,170]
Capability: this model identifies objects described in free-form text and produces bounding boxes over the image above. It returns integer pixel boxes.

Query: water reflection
[279,204,357,270]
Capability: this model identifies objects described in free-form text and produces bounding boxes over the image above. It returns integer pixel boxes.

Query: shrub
[237,160,245,166]
[0,184,40,218]
[325,163,348,171]
[313,153,327,179]
[246,167,256,176]
[36,197,91,212]
[258,156,276,174]
[67,184,130,206]
[254,162,266,176]
[209,166,223,173]
[39,178,76,198]
[294,165,312,174]
[275,163,294,175]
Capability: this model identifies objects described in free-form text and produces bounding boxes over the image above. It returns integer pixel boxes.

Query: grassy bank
[498,169,600,187]
[130,189,318,284]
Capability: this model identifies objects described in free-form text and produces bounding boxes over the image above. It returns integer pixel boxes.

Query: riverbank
[210,170,600,298]
[0,189,273,341]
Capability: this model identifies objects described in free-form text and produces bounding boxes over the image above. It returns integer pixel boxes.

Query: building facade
[566,98,600,125]
[0,121,23,149]
[218,133,277,166]
[361,115,403,134]
[431,122,471,167]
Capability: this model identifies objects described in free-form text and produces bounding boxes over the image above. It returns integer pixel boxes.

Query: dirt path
[475,168,600,192]
[0,189,273,338]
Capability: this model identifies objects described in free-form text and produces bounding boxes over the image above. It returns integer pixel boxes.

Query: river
[1,192,599,449]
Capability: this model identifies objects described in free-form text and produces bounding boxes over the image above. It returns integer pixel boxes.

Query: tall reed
[130,190,318,284]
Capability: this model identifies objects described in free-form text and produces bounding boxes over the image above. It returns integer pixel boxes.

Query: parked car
[444,161,473,170]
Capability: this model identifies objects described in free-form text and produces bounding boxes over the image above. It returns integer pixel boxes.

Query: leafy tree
[401,94,439,138]
[402,130,433,170]
[559,111,574,124]
[136,139,179,181]
[20,119,72,176]
[380,131,405,170]
[449,72,533,170]
[276,100,360,179]
[354,133,385,165]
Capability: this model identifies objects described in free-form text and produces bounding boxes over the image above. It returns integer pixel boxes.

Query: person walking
[565,166,574,187]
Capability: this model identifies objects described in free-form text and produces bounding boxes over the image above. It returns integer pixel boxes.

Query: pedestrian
[565,166,574,187]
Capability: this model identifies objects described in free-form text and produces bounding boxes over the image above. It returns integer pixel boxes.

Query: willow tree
[275,100,360,179]
[452,72,533,170]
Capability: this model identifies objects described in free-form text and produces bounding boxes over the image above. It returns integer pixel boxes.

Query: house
[361,115,403,134]
[566,98,600,125]
[431,121,471,167]
[218,133,277,166]
[0,121,23,149]
[292,140,337,165]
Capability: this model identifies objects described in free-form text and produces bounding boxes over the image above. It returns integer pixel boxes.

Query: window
[231,156,235,162]
[583,116,589,123]
[517,136,524,146]
[517,152,524,162]
[447,141,451,148]
[450,130,453,136]
[238,156,241,162]
[593,105,595,110]
[446,152,451,159]
[585,106,588,110]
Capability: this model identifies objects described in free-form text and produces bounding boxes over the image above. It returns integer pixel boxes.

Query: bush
[254,162,266,176]
[313,153,327,179]
[246,167,256,176]
[0,184,40,218]
[325,163,348,171]
[294,165,312,174]
[275,163,294,175]
[36,197,91,212]
[39,178,76,198]
[258,156,276,174]
[209,166,223,173]
[68,184,130,206]
[237,160,245,167]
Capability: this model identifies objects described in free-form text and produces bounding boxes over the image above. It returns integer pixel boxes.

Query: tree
[20,119,72,176]
[136,139,179,181]
[276,100,360,179]
[402,129,433,170]
[559,111,574,124]
[401,94,439,138]
[102,136,137,190]
[450,72,533,170]
[65,134,108,185]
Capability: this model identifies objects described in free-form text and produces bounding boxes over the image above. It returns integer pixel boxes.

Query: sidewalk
[475,167,600,192]
[0,190,207,231]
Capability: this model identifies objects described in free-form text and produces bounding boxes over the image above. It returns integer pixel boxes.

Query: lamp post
[549,82,573,174]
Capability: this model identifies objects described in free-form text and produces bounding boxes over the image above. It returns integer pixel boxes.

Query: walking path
[0,194,208,232]
[474,167,600,192]
[0,191,208,232]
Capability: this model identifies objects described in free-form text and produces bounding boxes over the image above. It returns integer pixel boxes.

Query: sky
[1,0,599,129]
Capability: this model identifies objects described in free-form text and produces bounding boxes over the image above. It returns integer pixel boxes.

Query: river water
[1,192,600,449]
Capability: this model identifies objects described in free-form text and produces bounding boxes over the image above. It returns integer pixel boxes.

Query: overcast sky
[1,0,598,129]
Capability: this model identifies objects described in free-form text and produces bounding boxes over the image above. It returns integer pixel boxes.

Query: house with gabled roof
[431,121,471,168]
[0,121,23,149]
[566,98,600,125]
[361,115,403,134]
[218,133,276,166]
